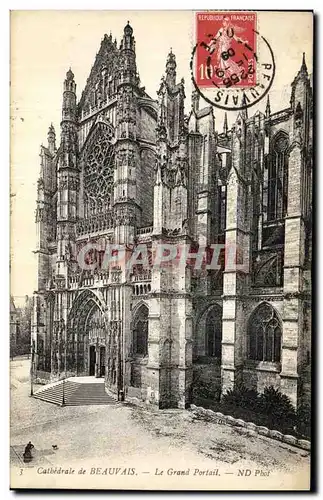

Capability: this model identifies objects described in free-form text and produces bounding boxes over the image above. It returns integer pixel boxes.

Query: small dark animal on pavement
[52,444,58,450]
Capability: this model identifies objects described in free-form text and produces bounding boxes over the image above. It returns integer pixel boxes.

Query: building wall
[34,27,312,411]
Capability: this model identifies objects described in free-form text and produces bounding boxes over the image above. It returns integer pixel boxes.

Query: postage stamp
[192,11,275,110]
[195,11,257,89]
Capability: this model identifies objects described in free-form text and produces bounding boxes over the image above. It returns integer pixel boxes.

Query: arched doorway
[66,290,107,377]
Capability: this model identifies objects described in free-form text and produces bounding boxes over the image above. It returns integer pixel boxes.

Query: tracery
[83,130,115,218]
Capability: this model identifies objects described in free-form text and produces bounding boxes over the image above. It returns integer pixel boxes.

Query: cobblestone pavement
[10,358,310,490]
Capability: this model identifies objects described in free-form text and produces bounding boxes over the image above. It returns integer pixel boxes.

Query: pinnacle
[66,67,74,81]
[223,112,228,134]
[48,123,55,135]
[241,92,248,119]
[265,95,271,118]
[302,52,306,67]
[166,47,176,66]
[300,52,308,74]
[124,21,133,36]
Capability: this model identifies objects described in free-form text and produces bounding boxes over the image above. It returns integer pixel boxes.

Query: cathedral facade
[32,22,312,410]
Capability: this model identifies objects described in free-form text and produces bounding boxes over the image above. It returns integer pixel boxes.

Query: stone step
[33,379,115,406]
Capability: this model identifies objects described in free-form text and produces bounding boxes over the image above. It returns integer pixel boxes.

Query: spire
[290,52,310,107]
[241,92,248,120]
[47,123,56,154]
[166,48,176,87]
[301,52,307,73]
[265,95,271,118]
[296,52,308,80]
[223,112,228,135]
[292,52,309,86]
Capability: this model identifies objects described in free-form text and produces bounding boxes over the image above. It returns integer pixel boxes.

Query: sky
[10,10,313,301]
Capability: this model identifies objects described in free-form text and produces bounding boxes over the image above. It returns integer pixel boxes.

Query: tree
[15,295,33,355]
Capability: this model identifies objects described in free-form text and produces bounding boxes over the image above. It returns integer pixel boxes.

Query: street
[10,358,310,490]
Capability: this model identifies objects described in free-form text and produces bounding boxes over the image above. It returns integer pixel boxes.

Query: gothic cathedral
[33,23,312,410]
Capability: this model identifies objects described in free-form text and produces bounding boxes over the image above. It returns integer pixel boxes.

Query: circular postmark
[191,21,275,111]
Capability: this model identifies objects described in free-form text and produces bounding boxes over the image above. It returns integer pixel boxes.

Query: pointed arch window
[265,132,289,221]
[248,303,282,362]
[133,305,149,356]
[206,306,222,358]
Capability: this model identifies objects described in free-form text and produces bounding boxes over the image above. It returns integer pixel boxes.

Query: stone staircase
[33,379,115,406]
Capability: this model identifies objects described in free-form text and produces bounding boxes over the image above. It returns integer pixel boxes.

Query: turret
[113,22,140,246]
[59,68,78,171]
[120,21,135,52]
[56,68,79,273]
[119,21,138,86]
[289,53,312,150]
[62,68,77,121]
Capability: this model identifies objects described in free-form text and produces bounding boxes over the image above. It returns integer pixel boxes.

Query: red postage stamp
[195,11,257,89]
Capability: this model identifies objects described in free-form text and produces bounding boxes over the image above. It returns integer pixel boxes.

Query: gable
[78,34,120,117]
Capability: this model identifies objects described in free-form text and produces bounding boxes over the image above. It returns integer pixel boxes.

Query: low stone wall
[190,404,311,452]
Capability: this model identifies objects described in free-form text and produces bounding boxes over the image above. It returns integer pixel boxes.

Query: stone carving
[111,271,121,283]
[155,153,188,189]
[117,87,137,125]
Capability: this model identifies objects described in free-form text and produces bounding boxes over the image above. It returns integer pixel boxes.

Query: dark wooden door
[89,345,95,376]
[99,347,105,377]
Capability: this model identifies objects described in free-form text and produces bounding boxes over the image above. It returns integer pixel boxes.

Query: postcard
[10,10,313,490]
